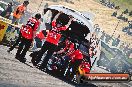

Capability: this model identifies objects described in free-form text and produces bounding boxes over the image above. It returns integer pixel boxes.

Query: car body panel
[47,5,95,33]
[44,5,101,70]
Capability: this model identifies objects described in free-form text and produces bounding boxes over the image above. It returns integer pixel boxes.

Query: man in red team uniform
[31,30,48,50]
[35,11,73,69]
[56,39,84,77]
[15,13,41,63]
[68,48,84,76]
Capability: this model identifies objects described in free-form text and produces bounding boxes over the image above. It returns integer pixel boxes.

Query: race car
[31,5,101,84]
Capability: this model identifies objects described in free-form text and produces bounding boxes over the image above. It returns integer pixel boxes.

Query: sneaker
[19,58,26,63]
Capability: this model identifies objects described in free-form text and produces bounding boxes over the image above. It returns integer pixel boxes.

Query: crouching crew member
[15,13,41,63]
[57,39,84,78]
[68,47,84,77]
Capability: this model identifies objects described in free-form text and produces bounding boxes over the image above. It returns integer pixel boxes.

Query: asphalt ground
[0,45,132,87]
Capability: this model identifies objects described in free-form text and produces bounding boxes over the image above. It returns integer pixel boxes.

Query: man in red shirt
[79,61,91,75]
[31,30,48,51]
[15,13,41,63]
[36,30,48,46]
[65,43,83,77]
[56,39,84,77]
[35,12,73,69]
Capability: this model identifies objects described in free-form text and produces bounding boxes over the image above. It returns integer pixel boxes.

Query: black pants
[36,41,57,68]
[16,36,32,59]
[9,32,22,52]
[67,59,83,76]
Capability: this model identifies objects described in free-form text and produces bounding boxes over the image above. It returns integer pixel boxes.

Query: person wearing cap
[15,13,41,63]
[33,11,73,69]
[0,2,13,19]
[12,0,29,24]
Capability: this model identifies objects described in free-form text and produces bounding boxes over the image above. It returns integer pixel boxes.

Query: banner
[0,20,8,42]
[1,25,20,46]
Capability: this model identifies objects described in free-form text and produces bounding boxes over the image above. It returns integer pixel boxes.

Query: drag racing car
[31,5,101,84]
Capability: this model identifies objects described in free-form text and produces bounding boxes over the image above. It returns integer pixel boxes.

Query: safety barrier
[94,24,132,58]
[0,19,9,42]
[0,16,21,46]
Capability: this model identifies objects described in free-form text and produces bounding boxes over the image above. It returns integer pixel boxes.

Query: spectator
[100,31,105,41]
[0,2,13,19]
[128,21,132,28]
[7,30,22,53]
[123,9,129,14]
[115,6,120,10]
[12,0,29,24]
[105,34,111,43]
[111,2,115,9]
[111,11,117,17]
[44,3,48,9]
[129,11,132,16]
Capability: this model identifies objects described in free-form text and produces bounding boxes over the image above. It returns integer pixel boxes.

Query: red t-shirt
[80,62,90,74]
[63,40,83,62]
[64,41,75,55]
[20,17,40,40]
[69,49,83,62]
[36,31,45,41]
[46,21,67,45]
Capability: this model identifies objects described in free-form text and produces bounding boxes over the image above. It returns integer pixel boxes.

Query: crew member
[12,0,29,24]
[58,40,84,77]
[15,13,41,63]
[31,30,48,51]
[34,11,73,69]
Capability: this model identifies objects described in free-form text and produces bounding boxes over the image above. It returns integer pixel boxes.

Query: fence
[94,24,132,58]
